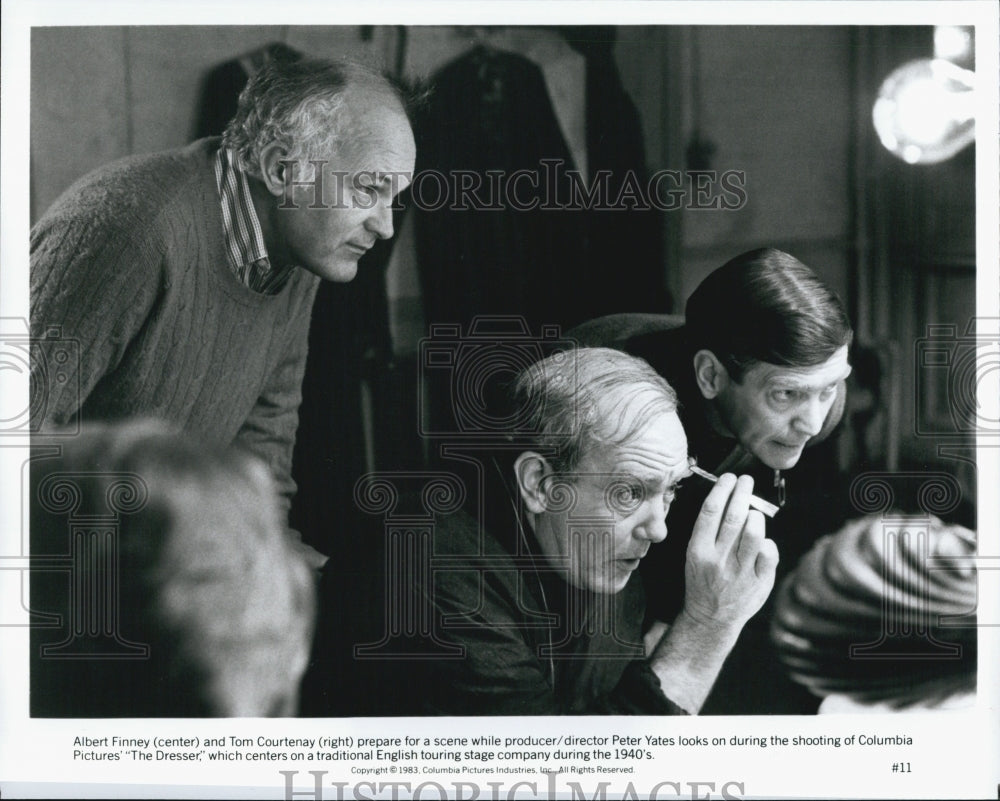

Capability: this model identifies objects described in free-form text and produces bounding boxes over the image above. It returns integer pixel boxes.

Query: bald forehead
[578,407,688,481]
[351,80,402,104]
[591,385,676,439]
[335,89,412,160]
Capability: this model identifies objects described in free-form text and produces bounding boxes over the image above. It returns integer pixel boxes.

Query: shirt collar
[214,146,294,294]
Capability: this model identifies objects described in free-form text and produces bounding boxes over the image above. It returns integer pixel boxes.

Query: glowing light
[872,58,976,165]
[934,26,974,64]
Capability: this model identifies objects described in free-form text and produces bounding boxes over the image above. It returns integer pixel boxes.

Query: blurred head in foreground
[771,514,977,712]
[31,419,316,716]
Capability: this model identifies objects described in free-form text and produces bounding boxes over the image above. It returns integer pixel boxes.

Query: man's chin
[573,574,628,595]
[300,257,359,283]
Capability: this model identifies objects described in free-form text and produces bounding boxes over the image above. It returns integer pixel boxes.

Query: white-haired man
[30,59,415,563]
[351,347,778,715]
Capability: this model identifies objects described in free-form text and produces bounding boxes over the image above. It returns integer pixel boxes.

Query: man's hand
[646,473,778,713]
[682,473,778,629]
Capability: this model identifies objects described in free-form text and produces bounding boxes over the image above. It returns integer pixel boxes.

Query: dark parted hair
[685,248,853,381]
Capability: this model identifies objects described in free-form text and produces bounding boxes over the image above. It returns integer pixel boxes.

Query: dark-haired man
[571,248,852,479]
[30,58,416,563]
[569,248,853,712]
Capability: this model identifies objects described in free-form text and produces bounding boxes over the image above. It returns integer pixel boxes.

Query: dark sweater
[302,476,686,717]
[405,504,687,715]
[30,138,320,516]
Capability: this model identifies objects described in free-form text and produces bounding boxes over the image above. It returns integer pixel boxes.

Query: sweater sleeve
[420,637,688,716]
[30,202,165,430]
[588,661,690,715]
[418,565,688,716]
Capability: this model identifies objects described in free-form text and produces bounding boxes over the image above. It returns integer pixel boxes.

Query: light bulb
[872,58,976,165]
[934,26,974,66]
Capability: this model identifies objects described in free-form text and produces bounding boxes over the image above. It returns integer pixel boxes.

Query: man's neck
[247,175,292,270]
[703,398,735,440]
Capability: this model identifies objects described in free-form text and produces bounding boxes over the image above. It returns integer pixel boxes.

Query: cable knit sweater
[30,138,321,518]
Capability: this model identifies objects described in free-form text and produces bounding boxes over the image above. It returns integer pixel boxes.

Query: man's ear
[693,349,729,399]
[513,452,550,515]
[258,142,291,197]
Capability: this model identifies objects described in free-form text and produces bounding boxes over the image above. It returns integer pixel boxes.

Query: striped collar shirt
[214,146,294,294]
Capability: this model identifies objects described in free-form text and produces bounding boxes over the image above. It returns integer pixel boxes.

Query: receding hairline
[592,383,678,438]
[222,56,415,176]
[337,85,413,145]
[511,347,680,476]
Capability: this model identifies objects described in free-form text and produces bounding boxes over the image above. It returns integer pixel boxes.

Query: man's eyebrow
[766,367,852,390]
[613,466,691,486]
[607,469,650,483]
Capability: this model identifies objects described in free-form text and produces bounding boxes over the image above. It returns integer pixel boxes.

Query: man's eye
[820,385,837,401]
[663,483,682,503]
[771,389,798,404]
[605,481,645,515]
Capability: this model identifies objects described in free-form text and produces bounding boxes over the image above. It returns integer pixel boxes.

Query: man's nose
[793,395,826,436]
[637,502,668,543]
[366,200,394,240]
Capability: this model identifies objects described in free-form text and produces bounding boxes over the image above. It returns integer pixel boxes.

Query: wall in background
[31,26,378,221]
[30,24,855,310]
[33,25,974,496]
[671,26,854,306]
